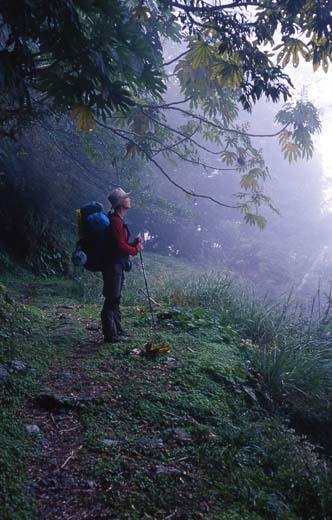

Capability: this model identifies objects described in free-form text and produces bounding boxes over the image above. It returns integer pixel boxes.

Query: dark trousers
[101,263,124,339]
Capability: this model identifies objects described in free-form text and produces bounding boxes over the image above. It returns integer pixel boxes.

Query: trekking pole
[139,251,156,330]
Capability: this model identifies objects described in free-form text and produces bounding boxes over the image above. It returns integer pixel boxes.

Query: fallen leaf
[145,343,173,354]
[131,348,142,356]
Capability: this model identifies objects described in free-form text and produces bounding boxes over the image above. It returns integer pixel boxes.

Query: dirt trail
[25,305,112,520]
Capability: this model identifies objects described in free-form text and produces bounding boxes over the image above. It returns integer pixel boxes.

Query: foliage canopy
[0,0,329,222]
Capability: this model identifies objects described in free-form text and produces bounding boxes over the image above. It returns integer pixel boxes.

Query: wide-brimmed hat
[108,187,131,208]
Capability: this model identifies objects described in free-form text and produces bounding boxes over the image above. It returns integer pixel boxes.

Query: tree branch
[150,128,199,153]
[97,120,240,209]
[139,102,290,138]
[148,133,239,172]
[153,145,239,172]
[168,1,276,13]
[141,112,229,156]
[148,96,193,107]
[110,123,238,172]
[162,50,191,67]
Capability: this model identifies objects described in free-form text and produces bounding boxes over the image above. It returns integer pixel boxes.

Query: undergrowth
[1,255,332,519]
[0,282,85,519]
[159,271,332,418]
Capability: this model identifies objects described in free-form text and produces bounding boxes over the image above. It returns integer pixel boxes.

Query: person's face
[122,196,131,209]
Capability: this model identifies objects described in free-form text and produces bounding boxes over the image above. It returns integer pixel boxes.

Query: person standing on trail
[101,187,143,343]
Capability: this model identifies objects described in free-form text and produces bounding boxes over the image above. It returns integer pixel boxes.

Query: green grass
[0,281,86,519]
[78,336,331,519]
[160,271,332,414]
[1,254,332,519]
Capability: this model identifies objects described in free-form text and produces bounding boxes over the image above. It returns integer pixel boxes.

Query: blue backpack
[72,202,110,272]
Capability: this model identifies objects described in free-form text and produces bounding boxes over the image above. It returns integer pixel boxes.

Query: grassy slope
[0,254,331,520]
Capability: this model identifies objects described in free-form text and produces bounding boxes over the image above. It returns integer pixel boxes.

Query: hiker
[101,187,143,342]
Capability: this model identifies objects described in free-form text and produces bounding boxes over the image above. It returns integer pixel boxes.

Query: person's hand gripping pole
[137,234,155,330]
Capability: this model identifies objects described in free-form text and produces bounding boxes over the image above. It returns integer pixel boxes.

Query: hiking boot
[103,335,130,343]
[118,329,133,337]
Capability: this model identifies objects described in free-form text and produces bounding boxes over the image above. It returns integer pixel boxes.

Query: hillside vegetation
[1,254,332,519]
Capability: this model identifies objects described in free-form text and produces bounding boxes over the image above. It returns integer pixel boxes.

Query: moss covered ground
[0,255,331,519]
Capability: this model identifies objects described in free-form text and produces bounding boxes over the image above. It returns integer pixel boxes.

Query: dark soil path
[24,305,111,520]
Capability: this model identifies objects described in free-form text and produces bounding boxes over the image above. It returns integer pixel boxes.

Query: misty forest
[2,1,332,519]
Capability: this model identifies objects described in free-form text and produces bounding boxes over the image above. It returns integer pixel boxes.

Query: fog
[3,5,332,517]
[135,43,332,301]
[1,43,332,303]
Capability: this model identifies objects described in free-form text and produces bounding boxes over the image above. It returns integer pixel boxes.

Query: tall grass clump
[162,270,332,412]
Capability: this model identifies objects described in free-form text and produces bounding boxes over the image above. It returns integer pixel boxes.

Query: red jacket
[107,213,138,258]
